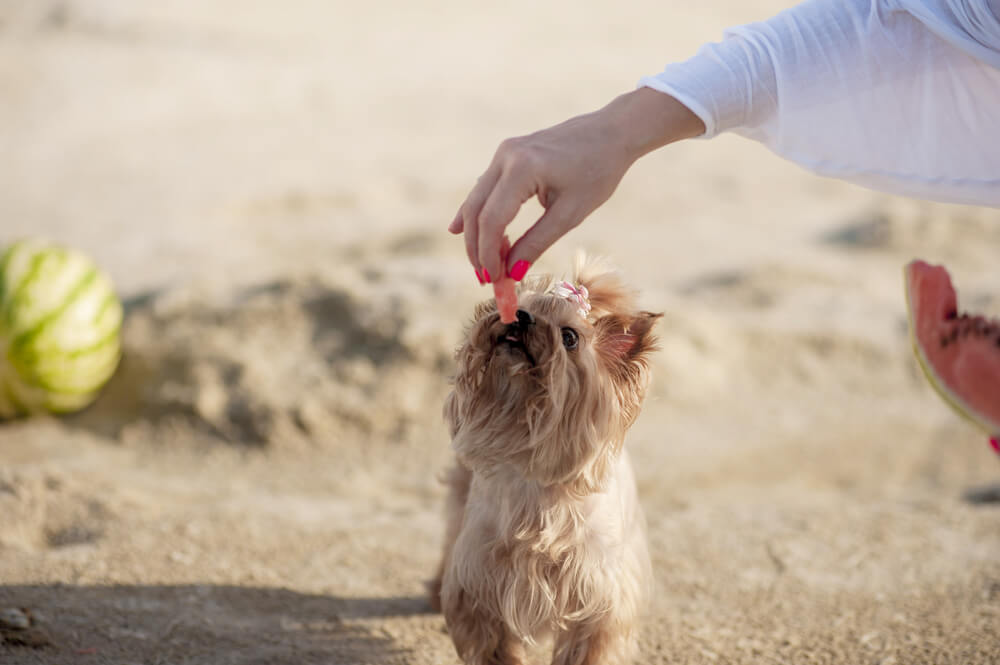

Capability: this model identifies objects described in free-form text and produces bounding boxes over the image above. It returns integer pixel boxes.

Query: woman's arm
[640,0,1000,205]
[453,0,1000,286]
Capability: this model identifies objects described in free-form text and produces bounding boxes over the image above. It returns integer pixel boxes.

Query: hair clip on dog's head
[550,280,592,320]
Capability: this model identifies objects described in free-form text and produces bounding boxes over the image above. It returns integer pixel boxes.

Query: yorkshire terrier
[429,256,659,665]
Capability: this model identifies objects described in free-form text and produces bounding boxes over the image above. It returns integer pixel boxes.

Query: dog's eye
[561,327,579,350]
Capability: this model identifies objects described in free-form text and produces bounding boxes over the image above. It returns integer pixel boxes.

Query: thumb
[507,198,581,278]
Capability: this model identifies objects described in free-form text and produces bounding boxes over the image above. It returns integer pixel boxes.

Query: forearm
[598,87,706,164]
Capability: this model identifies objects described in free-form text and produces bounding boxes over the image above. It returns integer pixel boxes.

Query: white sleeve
[640,0,1000,207]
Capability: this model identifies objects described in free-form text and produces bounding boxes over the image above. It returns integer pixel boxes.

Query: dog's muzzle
[496,309,537,366]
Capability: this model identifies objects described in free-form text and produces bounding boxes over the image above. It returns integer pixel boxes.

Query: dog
[429,256,659,665]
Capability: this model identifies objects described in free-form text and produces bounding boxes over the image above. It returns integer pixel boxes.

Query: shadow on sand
[0,584,435,664]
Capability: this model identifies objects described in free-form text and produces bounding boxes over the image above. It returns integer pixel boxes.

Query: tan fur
[430,257,659,665]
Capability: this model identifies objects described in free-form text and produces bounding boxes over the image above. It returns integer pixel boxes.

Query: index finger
[458,165,501,280]
[476,169,536,281]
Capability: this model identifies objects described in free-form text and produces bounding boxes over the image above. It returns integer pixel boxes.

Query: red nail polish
[990,437,999,455]
[482,268,492,284]
[509,260,531,282]
[475,269,485,285]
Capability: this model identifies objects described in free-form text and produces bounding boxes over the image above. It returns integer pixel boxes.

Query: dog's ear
[592,310,660,432]
[594,311,661,365]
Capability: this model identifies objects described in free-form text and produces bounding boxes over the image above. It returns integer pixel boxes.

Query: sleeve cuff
[636,76,718,140]
[637,19,782,142]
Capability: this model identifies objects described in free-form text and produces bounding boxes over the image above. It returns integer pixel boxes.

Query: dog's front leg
[428,463,473,611]
[551,617,636,665]
[442,583,527,665]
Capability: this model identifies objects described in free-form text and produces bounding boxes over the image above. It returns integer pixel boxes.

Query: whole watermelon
[0,239,123,418]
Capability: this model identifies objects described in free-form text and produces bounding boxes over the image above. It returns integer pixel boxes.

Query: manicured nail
[482,268,492,284]
[509,260,531,282]
[990,437,999,455]
[475,268,485,285]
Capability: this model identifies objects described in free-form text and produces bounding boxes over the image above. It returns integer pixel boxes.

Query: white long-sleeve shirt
[640,0,1000,206]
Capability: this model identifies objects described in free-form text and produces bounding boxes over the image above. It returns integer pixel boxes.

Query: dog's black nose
[516,309,535,326]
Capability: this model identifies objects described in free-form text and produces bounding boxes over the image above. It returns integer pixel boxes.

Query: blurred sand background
[1,0,999,663]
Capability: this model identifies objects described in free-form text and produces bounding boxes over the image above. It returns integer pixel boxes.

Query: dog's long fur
[429,257,659,665]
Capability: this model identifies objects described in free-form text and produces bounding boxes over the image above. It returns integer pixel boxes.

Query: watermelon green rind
[8,283,122,396]
[11,338,120,395]
[13,289,122,361]
[904,261,1000,437]
[95,292,119,322]
[8,250,96,337]
[43,380,107,410]
[44,392,100,415]
[22,326,121,363]
[12,273,119,357]
[0,238,123,418]
[3,247,49,327]
[0,245,12,304]
[10,268,100,351]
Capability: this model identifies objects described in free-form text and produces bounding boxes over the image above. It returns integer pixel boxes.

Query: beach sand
[1,1,998,663]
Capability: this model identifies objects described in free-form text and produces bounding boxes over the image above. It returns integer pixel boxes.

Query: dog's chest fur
[453,465,626,640]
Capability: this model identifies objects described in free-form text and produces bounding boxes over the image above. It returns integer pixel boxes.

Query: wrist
[602,87,705,163]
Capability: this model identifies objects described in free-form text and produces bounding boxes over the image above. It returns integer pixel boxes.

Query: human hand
[449,87,704,284]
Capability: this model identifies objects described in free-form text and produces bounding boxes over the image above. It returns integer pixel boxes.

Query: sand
[1,1,999,663]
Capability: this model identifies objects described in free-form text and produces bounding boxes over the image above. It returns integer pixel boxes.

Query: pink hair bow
[551,281,591,320]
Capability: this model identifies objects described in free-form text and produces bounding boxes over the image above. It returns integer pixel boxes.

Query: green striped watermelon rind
[903,261,999,438]
[0,239,123,419]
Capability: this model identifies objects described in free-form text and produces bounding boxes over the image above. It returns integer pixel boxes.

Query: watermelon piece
[495,279,518,325]
[0,239,123,418]
[494,235,518,324]
[904,260,1000,446]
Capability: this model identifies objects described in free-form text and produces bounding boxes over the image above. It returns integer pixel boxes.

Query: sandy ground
[1,1,999,663]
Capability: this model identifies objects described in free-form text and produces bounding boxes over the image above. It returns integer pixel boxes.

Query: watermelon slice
[494,236,518,324]
[904,260,1000,451]
[494,278,518,325]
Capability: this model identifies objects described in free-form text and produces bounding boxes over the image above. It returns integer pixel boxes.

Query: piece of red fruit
[494,235,518,324]
[904,259,1000,452]
[495,277,518,324]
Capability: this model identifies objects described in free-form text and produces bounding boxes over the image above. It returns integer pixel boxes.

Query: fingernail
[475,269,485,285]
[990,437,999,455]
[509,260,531,282]
[482,268,492,284]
